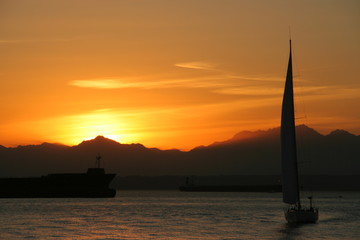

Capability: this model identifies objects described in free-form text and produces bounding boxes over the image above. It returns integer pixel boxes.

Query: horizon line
[1,124,357,150]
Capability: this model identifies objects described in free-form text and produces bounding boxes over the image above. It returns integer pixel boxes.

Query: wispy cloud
[296,86,360,102]
[68,74,284,95]
[175,61,215,70]
[70,79,125,89]
[68,75,233,90]
[230,74,283,82]
[69,74,360,109]
[213,87,282,96]
[69,78,187,89]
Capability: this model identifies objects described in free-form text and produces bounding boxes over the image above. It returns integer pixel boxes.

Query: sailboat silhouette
[281,40,319,223]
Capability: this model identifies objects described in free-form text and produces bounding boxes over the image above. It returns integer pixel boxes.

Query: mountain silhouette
[0,125,359,177]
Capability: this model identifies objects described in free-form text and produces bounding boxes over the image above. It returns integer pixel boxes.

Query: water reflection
[0,191,358,239]
[277,223,305,240]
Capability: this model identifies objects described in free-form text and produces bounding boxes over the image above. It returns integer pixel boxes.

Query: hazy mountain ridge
[0,125,359,177]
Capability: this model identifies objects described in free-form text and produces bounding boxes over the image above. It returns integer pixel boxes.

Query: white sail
[281,41,300,205]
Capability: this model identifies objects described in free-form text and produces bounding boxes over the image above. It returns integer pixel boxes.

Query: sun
[56,109,139,146]
[82,134,121,142]
[1,108,147,147]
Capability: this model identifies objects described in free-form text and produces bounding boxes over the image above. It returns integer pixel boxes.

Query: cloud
[68,76,232,90]
[213,87,282,96]
[231,75,284,82]
[69,79,125,89]
[69,78,188,89]
[68,74,285,95]
[175,61,215,70]
[69,74,360,109]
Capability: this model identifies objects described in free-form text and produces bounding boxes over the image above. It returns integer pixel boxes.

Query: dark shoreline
[111,175,360,191]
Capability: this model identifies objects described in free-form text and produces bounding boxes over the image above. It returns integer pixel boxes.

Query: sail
[281,41,300,205]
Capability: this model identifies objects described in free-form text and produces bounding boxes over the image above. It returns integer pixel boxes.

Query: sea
[0,190,359,240]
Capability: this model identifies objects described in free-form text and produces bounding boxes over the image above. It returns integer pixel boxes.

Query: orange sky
[1,0,359,150]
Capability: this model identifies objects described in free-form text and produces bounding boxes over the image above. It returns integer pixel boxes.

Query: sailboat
[281,40,319,223]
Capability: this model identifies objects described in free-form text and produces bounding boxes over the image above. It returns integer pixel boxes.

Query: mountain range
[0,125,359,177]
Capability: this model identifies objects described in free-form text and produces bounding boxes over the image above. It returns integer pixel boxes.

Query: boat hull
[285,208,319,223]
[179,185,282,192]
[0,173,116,198]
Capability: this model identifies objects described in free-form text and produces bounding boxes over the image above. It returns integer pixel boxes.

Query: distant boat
[179,177,281,192]
[281,40,319,223]
[179,185,282,192]
[0,154,116,198]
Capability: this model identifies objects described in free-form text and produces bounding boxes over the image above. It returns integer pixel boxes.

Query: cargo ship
[179,177,281,192]
[0,155,116,198]
[179,185,282,192]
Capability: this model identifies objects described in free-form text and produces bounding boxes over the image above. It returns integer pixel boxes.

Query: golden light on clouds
[69,79,125,89]
[0,109,141,147]
[0,0,359,149]
[61,109,129,144]
[174,61,215,70]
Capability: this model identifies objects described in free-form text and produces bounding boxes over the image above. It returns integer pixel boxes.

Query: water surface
[0,191,359,239]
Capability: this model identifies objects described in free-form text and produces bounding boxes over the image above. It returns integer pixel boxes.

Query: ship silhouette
[0,154,116,198]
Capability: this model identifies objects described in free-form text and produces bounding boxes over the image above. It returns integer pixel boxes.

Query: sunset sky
[1,0,359,150]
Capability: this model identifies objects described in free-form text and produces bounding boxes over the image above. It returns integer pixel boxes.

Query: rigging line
[291,40,315,202]
[288,26,292,41]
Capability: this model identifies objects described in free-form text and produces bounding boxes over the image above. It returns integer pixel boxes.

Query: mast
[95,153,101,168]
[281,40,301,207]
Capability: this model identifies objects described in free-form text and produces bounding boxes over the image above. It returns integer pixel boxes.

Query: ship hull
[0,173,116,198]
[179,185,281,192]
